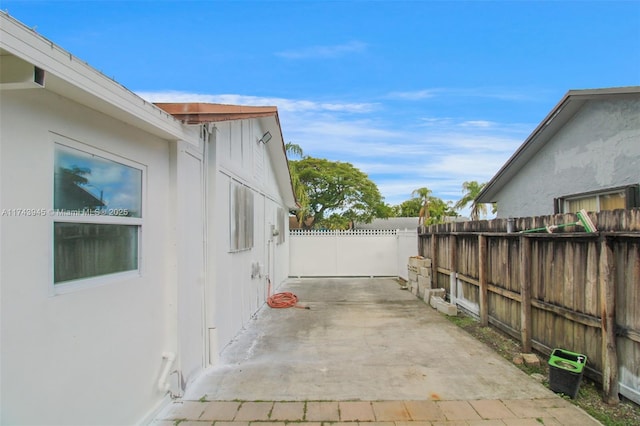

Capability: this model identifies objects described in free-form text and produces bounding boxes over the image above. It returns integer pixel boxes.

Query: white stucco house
[0,12,295,426]
[476,86,640,218]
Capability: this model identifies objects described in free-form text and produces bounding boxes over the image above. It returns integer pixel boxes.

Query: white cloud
[386,89,439,100]
[460,120,495,128]
[136,90,528,209]
[137,91,377,114]
[276,41,367,59]
[386,87,547,102]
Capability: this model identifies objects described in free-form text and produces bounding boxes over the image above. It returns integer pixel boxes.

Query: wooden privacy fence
[418,209,640,405]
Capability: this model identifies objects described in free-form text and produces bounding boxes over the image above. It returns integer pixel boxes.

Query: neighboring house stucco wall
[493,98,640,218]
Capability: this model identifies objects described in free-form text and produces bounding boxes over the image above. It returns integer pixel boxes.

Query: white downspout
[158,351,176,393]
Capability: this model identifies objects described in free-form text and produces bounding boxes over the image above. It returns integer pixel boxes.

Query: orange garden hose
[267,279,309,309]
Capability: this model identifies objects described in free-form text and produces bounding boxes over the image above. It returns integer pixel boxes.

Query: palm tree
[285,142,304,159]
[454,181,487,220]
[411,187,432,226]
[285,142,309,228]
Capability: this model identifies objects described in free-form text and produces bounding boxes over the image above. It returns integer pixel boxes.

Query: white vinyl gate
[289,229,418,278]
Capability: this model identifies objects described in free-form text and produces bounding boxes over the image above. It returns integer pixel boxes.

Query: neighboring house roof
[55,181,106,210]
[156,102,297,209]
[476,86,640,204]
[354,217,420,230]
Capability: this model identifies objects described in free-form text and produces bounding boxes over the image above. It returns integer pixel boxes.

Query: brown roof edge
[154,102,278,124]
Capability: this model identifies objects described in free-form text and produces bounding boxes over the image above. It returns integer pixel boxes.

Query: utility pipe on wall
[158,352,176,392]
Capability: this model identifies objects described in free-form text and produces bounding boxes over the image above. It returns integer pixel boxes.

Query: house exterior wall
[209,119,291,354]
[1,14,295,424]
[0,88,180,425]
[493,98,640,218]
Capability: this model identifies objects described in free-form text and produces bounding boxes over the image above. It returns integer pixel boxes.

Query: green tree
[291,157,387,229]
[392,197,423,217]
[454,181,487,220]
[425,198,458,225]
[320,213,352,230]
[61,166,91,186]
[392,189,458,225]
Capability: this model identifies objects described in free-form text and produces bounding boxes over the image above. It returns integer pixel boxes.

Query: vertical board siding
[418,209,640,404]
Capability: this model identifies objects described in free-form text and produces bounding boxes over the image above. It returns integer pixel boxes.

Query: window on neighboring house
[555,184,639,213]
[53,143,143,287]
[230,181,254,251]
[277,207,285,244]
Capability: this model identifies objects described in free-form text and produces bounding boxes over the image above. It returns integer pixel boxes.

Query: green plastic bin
[548,348,587,398]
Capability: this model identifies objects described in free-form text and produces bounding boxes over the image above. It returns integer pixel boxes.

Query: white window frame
[557,184,638,214]
[52,138,145,294]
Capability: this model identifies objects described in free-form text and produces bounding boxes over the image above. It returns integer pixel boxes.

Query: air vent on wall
[0,55,46,89]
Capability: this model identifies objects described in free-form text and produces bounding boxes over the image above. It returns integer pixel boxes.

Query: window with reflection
[556,185,639,214]
[53,143,143,286]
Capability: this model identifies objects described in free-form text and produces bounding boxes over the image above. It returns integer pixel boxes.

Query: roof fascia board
[0,13,192,142]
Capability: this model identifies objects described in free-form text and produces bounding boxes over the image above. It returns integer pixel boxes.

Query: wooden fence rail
[418,209,640,405]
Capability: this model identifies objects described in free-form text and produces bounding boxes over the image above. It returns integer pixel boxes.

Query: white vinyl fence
[289,229,418,278]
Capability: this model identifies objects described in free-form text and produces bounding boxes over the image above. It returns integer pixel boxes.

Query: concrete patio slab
[184,278,552,401]
[155,278,601,425]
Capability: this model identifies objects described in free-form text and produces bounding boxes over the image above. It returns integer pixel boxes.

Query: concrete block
[408,270,418,281]
[417,274,431,290]
[415,282,424,299]
[418,258,432,268]
[522,353,540,367]
[419,266,431,277]
[407,280,418,296]
[430,295,443,309]
[408,256,424,267]
[404,280,414,291]
[436,300,457,316]
[424,288,445,306]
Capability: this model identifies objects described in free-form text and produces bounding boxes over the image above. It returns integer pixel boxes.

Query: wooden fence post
[478,234,488,326]
[599,235,619,405]
[520,235,532,353]
[431,233,438,289]
[450,234,457,304]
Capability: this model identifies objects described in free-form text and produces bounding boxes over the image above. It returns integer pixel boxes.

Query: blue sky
[3,0,640,216]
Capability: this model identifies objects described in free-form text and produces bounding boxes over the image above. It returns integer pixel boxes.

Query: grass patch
[445,312,640,426]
